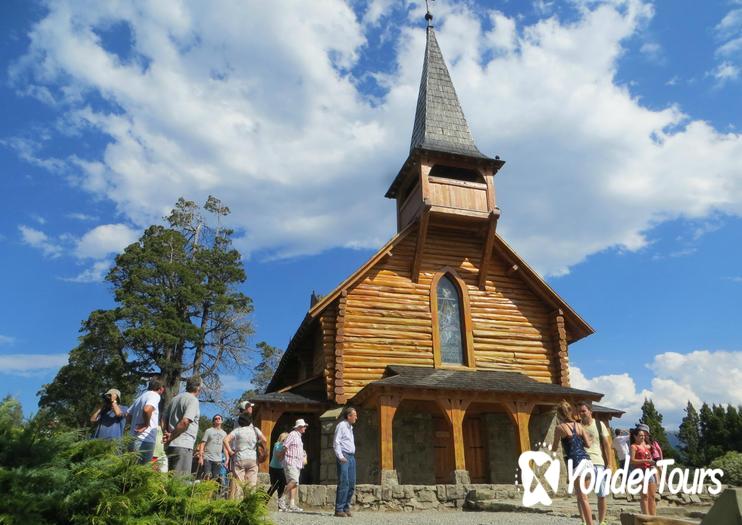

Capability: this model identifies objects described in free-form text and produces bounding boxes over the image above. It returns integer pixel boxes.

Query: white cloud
[572,350,742,428]
[62,259,113,283]
[219,374,253,393]
[0,353,69,376]
[711,61,740,84]
[0,335,16,346]
[18,225,63,258]
[639,41,663,63]
[8,1,742,276]
[75,223,139,259]
[67,212,98,221]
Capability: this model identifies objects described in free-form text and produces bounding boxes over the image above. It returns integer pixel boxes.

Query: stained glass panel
[437,276,464,365]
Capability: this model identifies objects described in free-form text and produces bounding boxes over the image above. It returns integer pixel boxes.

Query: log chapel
[252,13,622,486]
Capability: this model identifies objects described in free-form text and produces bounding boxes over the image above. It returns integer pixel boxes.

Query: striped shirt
[282,429,306,469]
[333,420,355,460]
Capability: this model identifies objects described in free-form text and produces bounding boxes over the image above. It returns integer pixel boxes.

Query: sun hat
[293,418,309,429]
[636,423,651,434]
[105,388,121,399]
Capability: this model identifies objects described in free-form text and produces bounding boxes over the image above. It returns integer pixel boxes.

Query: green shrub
[710,451,742,486]
[0,398,270,525]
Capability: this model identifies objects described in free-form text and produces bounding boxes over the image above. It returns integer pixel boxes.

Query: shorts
[284,464,301,484]
[130,439,156,464]
[592,465,610,497]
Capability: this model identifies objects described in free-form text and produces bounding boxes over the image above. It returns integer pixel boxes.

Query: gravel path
[269,510,582,525]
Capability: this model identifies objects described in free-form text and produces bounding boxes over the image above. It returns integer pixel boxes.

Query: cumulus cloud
[572,350,742,427]
[18,225,63,258]
[75,223,139,259]
[0,353,69,376]
[62,260,113,283]
[9,0,742,276]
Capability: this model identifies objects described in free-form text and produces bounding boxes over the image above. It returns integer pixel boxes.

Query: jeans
[130,439,155,464]
[335,453,356,513]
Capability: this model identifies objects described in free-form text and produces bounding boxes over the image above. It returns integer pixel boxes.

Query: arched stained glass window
[436,275,465,365]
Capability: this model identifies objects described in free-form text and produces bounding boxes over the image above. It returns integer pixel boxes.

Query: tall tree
[639,398,678,459]
[678,401,701,466]
[240,341,284,399]
[106,196,253,404]
[38,310,140,428]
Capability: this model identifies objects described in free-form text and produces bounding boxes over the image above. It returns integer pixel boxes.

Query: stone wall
[393,412,435,485]
[483,413,518,483]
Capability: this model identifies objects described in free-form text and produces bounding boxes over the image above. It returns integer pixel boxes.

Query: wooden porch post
[258,407,281,473]
[436,396,472,484]
[378,393,400,485]
[503,399,535,454]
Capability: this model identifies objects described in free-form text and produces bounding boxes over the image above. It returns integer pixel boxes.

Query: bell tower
[385,13,505,238]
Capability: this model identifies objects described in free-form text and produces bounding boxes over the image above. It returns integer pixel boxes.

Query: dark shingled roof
[410,26,489,159]
[592,404,625,416]
[249,391,326,406]
[353,365,602,400]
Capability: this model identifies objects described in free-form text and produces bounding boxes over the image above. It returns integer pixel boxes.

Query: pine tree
[639,398,678,460]
[241,341,283,399]
[699,402,714,464]
[678,401,701,466]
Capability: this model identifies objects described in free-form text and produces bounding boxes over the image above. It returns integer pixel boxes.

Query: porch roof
[351,365,603,405]
[249,390,327,407]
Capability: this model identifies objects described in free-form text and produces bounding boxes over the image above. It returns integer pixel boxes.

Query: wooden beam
[257,408,281,473]
[436,397,472,472]
[410,209,431,284]
[276,373,324,393]
[551,309,570,387]
[378,394,400,474]
[334,290,348,404]
[478,211,499,290]
[503,399,535,454]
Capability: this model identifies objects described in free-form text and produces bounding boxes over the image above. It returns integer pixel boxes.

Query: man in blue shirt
[90,388,128,439]
[334,407,358,517]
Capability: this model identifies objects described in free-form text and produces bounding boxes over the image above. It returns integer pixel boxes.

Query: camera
[102,393,113,404]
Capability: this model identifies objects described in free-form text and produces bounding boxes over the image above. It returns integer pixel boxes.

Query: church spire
[409,21,487,159]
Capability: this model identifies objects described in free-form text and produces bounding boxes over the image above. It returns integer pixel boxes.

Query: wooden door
[433,416,453,483]
[464,417,488,483]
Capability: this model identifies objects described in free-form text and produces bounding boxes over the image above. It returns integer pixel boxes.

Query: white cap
[238,400,254,410]
[293,418,309,429]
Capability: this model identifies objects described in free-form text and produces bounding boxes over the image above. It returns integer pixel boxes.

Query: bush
[710,451,742,486]
[0,398,270,525]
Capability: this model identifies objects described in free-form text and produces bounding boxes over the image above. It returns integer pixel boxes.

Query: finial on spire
[425,0,434,27]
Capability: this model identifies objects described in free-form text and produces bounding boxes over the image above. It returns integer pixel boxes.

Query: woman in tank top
[551,400,594,525]
[630,425,657,516]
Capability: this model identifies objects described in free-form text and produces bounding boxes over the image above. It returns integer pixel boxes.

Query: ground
[269,510,583,524]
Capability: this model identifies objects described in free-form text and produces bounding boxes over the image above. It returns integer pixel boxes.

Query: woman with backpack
[223,413,267,498]
[551,400,595,525]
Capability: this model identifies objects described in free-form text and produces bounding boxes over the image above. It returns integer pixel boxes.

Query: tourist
[162,376,202,475]
[268,432,289,511]
[576,401,611,525]
[630,424,657,516]
[280,418,309,513]
[612,428,630,466]
[223,413,266,499]
[551,400,594,525]
[90,388,128,440]
[238,400,254,415]
[153,426,168,472]
[127,377,165,464]
[198,414,226,483]
[334,407,357,518]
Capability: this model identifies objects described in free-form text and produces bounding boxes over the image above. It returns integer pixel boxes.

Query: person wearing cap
[90,388,128,440]
[238,400,254,415]
[279,418,309,513]
[630,423,657,516]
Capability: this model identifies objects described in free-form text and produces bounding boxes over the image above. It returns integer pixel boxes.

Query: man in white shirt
[613,428,630,465]
[127,377,165,464]
[333,407,358,518]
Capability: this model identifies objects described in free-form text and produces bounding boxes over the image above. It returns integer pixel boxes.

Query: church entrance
[433,416,453,483]
[463,416,487,483]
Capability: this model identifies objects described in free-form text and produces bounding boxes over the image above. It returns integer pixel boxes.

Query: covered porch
[350,365,603,485]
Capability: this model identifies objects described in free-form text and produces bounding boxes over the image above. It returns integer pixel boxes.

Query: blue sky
[1,0,741,427]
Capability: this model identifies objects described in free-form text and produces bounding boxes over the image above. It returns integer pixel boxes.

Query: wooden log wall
[338,225,563,398]
[319,304,337,400]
